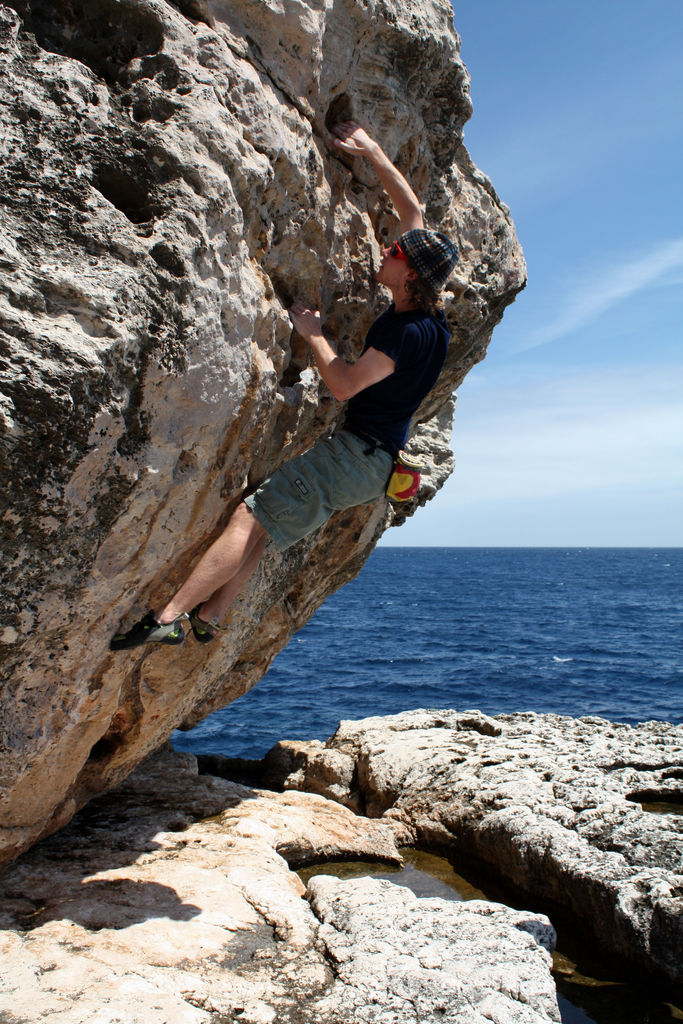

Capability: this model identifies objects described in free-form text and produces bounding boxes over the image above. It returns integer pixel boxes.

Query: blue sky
[387,0,683,546]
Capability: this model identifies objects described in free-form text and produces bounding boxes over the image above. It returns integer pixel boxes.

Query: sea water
[173,547,683,759]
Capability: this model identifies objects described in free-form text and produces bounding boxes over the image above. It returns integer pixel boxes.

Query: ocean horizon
[173,546,683,761]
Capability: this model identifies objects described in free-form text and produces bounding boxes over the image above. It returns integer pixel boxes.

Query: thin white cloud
[517,237,683,352]
[448,364,683,504]
[385,364,683,546]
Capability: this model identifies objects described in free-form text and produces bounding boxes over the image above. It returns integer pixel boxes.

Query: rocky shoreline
[0,710,681,1023]
[262,709,683,986]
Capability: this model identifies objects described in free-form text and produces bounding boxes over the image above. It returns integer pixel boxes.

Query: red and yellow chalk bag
[386,450,423,502]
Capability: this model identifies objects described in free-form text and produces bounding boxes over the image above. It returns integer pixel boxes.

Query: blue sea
[174,547,683,760]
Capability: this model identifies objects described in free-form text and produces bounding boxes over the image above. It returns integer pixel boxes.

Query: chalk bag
[386,450,423,502]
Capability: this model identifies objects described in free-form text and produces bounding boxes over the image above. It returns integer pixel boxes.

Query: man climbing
[110,121,459,650]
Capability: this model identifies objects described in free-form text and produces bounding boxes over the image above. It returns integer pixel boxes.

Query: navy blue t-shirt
[345,305,449,454]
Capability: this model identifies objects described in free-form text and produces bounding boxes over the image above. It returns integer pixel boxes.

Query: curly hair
[405,276,442,317]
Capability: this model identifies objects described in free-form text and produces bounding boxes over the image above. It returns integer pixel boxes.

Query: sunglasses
[390,241,409,262]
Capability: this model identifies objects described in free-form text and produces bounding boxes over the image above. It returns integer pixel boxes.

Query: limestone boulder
[0,0,525,864]
[272,709,683,984]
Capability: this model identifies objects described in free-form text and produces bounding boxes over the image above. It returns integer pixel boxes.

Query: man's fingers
[332,121,360,140]
[289,305,320,318]
[333,137,360,155]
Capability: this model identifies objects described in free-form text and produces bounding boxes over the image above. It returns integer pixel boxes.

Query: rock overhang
[0,0,525,864]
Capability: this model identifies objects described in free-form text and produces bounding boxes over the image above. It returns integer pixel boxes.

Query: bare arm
[332,121,424,232]
[288,304,395,402]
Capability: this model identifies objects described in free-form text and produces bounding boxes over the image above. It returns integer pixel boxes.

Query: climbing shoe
[189,605,223,644]
[110,610,188,651]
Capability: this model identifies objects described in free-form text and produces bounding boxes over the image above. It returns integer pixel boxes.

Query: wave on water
[553,656,574,663]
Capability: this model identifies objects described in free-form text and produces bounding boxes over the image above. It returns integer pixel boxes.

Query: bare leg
[156,503,266,624]
[198,532,265,623]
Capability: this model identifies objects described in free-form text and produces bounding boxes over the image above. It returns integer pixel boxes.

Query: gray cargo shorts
[244,429,393,551]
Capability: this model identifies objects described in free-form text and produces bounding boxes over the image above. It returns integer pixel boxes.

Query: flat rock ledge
[264,709,683,986]
[0,747,558,1024]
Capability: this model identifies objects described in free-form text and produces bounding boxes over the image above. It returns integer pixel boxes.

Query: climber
[110,121,459,650]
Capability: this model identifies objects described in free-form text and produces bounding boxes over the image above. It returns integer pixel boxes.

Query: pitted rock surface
[269,709,683,984]
[307,875,559,1023]
[0,0,524,863]
[0,747,558,1024]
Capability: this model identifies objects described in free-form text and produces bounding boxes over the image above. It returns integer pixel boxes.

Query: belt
[343,425,395,458]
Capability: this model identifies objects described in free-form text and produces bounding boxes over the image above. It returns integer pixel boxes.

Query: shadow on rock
[13,878,202,932]
[0,747,259,930]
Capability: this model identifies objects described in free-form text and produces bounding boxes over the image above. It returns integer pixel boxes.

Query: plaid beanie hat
[398,228,459,291]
